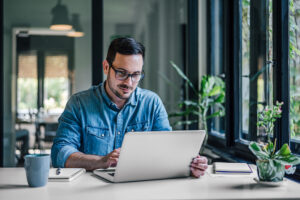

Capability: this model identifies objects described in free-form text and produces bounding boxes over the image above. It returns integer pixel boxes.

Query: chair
[43,122,59,143]
[15,129,30,164]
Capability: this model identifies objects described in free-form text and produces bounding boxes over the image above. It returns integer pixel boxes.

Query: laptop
[93,130,205,183]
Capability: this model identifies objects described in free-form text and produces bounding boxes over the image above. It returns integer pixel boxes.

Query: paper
[213,162,253,174]
[48,168,86,182]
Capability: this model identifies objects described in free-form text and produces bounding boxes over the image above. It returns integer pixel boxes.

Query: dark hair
[106,37,145,66]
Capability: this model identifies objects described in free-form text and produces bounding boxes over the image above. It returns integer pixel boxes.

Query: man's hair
[106,37,145,66]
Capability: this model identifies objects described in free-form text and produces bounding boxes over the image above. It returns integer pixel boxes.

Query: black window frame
[207,0,300,181]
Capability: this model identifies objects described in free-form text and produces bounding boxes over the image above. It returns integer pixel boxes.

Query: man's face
[103,53,143,100]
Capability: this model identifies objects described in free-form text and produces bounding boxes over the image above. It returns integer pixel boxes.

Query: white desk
[0,166,300,200]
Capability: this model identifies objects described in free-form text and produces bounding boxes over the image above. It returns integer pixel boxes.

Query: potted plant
[249,101,300,182]
[168,61,225,145]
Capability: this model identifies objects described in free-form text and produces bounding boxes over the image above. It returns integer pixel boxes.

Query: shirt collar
[100,81,138,109]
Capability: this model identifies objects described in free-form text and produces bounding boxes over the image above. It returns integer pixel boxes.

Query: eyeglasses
[110,65,144,83]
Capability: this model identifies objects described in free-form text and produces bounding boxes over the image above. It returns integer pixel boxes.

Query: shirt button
[117,132,121,135]
[101,134,104,137]
[131,129,134,132]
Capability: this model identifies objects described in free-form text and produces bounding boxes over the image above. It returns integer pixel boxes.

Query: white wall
[3,0,92,166]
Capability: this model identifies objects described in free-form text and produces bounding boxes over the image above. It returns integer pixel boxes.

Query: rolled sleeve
[152,96,172,131]
[51,95,83,167]
[55,145,79,168]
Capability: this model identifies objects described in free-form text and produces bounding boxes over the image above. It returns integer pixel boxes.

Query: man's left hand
[190,155,208,178]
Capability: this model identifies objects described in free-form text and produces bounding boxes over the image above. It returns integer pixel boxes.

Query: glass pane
[289,0,300,142]
[241,0,272,142]
[241,0,251,139]
[44,54,69,114]
[103,0,187,129]
[17,53,38,119]
[210,0,225,135]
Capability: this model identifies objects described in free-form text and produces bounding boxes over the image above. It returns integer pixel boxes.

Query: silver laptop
[93,130,205,183]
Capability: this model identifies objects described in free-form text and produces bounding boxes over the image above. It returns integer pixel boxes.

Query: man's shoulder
[72,84,101,99]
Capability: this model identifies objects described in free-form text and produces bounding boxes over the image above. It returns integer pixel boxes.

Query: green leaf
[275,154,300,165]
[277,143,291,156]
[248,142,269,160]
[170,61,197,95]
[180,100,199,108]
[208,86,221,96]
[265,142,274,155]
[215,93,225,103]
[173,120,198,126]
[206,111,223,119]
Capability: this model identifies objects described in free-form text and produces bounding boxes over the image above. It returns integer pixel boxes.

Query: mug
[24,154,50,187]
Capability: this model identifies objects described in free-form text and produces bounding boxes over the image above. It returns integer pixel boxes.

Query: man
[51,37,207,178]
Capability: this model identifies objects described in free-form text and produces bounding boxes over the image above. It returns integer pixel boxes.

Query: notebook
[93,130,206,183]
[48,168,86,182]
[213,162,253,174]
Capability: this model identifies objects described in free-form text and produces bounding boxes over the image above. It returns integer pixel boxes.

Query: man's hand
[101,148,121,168]
[190,155,208,178]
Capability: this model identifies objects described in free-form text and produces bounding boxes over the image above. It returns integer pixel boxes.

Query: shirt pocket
[126,121,149,133]
[84,126,111,156]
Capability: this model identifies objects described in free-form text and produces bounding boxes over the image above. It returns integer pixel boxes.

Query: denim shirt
[51,82,172,167]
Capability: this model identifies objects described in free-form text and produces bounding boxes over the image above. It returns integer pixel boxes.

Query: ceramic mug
[24,154,50,187]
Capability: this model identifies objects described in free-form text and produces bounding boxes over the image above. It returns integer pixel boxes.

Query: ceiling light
[67,14,84,37]
[50,0,72,31]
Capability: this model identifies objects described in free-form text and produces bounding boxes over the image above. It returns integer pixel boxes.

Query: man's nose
[123,75,133,85]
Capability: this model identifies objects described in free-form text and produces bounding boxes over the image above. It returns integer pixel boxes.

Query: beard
[107,76,134,100]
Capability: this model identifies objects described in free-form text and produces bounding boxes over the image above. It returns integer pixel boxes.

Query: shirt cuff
[56,145,79,168]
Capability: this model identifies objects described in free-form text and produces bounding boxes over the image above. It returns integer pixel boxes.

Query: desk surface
[0,166,299,200]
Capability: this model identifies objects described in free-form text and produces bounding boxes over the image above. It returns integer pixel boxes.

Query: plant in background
[249,101,300,182]
[168,61,225,143]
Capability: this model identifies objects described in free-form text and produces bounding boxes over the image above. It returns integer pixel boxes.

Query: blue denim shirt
[51,82,172,167]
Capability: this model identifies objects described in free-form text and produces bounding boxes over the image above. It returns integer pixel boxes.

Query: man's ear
[103,60,109,75]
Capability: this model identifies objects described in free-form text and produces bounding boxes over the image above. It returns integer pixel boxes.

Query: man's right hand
[65,148,121,170]
[101,148,121,168]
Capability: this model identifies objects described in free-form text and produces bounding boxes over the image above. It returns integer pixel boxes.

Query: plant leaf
[170,61,197,95]
[208,86,222,96]
[274,154,300,165]
[215,93,225,103]
[206,111,223,119]
[277,143,291,156]
[173,120,198,126]
[248,142,269,160]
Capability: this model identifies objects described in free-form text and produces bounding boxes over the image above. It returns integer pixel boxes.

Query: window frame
[207,0,300,180]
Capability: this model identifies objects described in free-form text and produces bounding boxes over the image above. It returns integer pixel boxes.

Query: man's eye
[117,71,127,77]
[132,73,140,78]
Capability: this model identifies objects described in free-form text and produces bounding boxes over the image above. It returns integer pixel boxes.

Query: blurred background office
[1,0,196,166]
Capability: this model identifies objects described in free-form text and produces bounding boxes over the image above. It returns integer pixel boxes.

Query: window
[44,54,69,114]
[240,0,273,143]
[16,35,74,119]
[17,53,38,118]
[289,0,300,153]
[207,0,300,180]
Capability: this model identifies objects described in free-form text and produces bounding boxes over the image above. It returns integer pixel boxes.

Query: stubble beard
[107,76,133,100]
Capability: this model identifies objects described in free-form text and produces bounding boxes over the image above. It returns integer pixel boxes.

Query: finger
[193,156,208,164]
[113,148,121,153]
[108,157,118,167]
[190,163,208,171]
[109,152,120,158]
[193,156,207,163]
[190,167,205,178]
